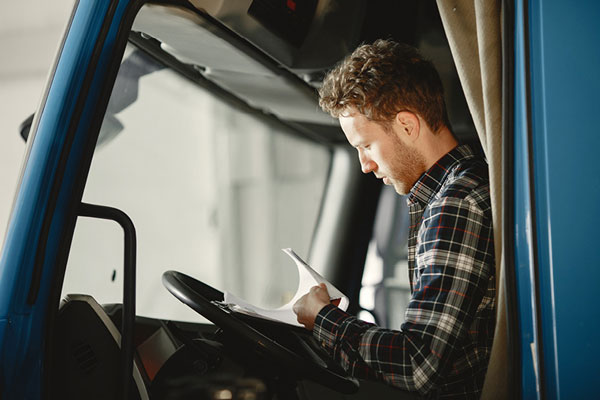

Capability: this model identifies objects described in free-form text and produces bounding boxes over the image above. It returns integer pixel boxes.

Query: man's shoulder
[433,156,491,214]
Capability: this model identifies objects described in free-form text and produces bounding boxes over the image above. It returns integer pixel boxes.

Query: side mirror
[19,113,34,142]
[17,49,163,145]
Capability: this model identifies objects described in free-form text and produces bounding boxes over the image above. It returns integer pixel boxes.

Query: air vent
[71,340,98,374]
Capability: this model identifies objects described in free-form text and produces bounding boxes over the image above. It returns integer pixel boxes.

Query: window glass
[62,47,331,322]
[358,186,411,330]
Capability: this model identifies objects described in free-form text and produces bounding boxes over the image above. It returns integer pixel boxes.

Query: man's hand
[293,283,334,331]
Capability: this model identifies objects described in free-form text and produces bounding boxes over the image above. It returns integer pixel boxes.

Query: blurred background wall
[0,0,74,247]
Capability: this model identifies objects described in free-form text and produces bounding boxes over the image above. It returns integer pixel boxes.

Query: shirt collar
[408,144,478,207]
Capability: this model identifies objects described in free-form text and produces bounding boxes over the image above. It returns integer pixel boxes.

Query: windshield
[61,45,331,323]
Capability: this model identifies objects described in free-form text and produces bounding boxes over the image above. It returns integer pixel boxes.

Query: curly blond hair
[318,39,450,132]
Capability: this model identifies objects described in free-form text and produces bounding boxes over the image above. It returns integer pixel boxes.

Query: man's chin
[391,181,409,196]
[380,176,409,195]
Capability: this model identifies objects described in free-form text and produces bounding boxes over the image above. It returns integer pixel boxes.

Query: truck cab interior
[12,1,507,399]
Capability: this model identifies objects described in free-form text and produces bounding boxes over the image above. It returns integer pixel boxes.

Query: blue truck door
[0,1,141,398]
[514,0,600,398]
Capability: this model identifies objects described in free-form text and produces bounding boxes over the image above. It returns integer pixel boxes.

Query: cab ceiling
[131,1,474,142]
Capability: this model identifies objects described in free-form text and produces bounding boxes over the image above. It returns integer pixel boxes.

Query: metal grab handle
[78,202,136,400]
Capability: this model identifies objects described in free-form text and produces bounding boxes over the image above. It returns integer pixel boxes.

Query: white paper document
[223,248,349,327]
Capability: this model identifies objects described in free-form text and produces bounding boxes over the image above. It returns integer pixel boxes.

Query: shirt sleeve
[312,197,494,395]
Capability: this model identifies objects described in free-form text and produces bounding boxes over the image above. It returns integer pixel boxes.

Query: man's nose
[358,152,376,174]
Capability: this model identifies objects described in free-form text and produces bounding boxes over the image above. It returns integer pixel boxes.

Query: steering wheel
[162,270,359,394]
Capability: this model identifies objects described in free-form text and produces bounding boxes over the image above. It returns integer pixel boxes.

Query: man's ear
[395,111,420,142]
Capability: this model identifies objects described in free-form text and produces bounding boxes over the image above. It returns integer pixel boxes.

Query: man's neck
[419,125,458,171]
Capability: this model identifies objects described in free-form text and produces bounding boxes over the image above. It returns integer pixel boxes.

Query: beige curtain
[436,1,507,399]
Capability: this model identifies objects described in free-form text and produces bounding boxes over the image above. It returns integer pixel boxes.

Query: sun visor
[132,4,353,126]
[185,0,366,71]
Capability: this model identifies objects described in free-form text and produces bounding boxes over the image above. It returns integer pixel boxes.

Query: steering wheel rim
[162,270,359,394]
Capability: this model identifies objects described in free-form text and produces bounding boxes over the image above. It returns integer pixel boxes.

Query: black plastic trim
[501,0,520,398]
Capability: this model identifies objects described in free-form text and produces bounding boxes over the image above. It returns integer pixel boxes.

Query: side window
[358,186,411,330]
[62,46,331,322]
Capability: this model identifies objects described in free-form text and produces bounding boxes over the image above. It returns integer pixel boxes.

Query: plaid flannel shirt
[313,144,496,399]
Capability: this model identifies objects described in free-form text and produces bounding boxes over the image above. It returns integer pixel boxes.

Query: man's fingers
[309,284,340,307]
[292,285,334,331]
[293,293,308,314]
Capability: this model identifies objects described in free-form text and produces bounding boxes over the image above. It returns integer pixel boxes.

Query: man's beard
[387,138,426,195]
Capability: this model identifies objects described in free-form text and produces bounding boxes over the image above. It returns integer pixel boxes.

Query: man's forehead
[339,113,378,147]
[338,113,358,134]
[340,111,378,130]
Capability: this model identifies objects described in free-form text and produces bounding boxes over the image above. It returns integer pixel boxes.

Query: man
[293,39,496,399]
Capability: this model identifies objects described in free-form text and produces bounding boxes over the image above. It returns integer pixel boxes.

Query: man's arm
[294,197,494,395]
